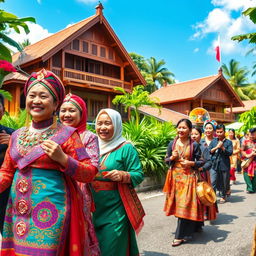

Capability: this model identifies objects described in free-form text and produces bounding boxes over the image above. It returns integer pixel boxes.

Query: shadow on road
[211,212,238,225]
[141,251,170,256]
[226,194,246,203]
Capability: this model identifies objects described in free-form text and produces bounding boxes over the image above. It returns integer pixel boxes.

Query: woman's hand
[179,159,193,169]
[103,170,122,182]
[42,140,68,167]
[0,131,11,145]
[171,149,179,160]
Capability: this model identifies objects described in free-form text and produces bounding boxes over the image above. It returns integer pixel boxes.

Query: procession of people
[0,69,255,255]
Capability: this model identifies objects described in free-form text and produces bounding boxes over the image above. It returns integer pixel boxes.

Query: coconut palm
[222,59,256,100]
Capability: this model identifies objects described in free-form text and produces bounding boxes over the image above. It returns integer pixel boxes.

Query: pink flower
[0,60,17,72]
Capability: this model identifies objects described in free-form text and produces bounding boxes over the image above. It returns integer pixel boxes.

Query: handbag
[241,158,252,169]
[196,173,216,206]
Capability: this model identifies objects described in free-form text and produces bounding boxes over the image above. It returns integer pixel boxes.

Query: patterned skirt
[1,168,69,256]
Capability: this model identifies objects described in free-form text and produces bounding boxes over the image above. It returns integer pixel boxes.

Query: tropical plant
[0,109,27,129]
[123,116,176,178]
[222,59,256,100]
[112,85,161,126]
[129,52,148,72]
[144,57,175,93]
[231,7,256,44]
[238,106,256,134]
[18,38,31,49]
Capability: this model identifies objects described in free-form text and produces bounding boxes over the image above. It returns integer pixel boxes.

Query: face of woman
[177,121,191,139]
[26,84,57,122]
[228,130,235,139]
[59,102,81,128]
[191,129,201,143]
[96,113,114,141]
[204,124,214,137]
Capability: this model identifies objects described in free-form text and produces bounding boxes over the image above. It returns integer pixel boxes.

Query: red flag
[215,35,221,62]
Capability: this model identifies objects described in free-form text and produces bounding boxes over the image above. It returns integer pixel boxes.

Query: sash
[101,142,145,234]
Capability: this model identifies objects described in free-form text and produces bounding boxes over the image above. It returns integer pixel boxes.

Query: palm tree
[144,57,175,93]
[18,38,31,50]
[222,59,256,100]
[112,85,161,126]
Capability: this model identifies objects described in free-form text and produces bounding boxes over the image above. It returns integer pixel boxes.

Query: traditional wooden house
[149,69,244,124]
[3,4,146,120]
[226,100,256,120]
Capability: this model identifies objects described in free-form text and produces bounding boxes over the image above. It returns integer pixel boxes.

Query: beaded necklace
[17,121,58,156]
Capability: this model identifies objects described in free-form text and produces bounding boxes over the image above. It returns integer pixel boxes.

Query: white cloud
[36,0,42,4]
[192,0,256,55]
[193,48,200,53]
[7,23,52,51]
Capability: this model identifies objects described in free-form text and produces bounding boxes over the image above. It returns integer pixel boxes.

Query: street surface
[137,173,255,256]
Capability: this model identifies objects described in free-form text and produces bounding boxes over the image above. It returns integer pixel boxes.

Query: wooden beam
[15,85,20,116]
[107,95,111,108]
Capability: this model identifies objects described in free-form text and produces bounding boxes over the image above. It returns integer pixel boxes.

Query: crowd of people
[163,118,256,247]
[0,68,255,255]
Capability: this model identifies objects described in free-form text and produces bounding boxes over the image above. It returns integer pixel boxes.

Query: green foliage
[0,109,27,129]
[231,7,256,44]
[129,53,175,93]
[238,107,256,133]
[123,117,176,178]
[112,85,161,126]
[222,59,256,100]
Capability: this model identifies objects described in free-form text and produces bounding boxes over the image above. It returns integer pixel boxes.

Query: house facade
[3,4,146,121]
[150,69,244,124]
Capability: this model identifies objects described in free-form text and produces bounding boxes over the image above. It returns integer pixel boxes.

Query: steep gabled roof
[11,7,146,86]
[12,15,97,65]
[151,73,243,107]
[138,105,188,125]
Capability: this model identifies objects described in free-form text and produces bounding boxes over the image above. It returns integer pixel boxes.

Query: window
[100,47,106,58]
[83,41,89,53]
[92,44,98,55]
[72,39,80,51]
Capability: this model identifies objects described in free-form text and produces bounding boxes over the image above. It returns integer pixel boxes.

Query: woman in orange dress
[163,119,204,246]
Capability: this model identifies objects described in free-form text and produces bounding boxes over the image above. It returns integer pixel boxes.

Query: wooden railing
[209,111,235,122]
[52,67,132,91]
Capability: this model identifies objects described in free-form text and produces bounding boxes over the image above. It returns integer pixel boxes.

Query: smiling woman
[0,69,98,256]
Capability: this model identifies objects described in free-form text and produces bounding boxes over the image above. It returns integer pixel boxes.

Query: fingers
[103,170,121,181]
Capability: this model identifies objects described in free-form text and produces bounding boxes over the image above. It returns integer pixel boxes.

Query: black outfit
[209,138,233,198]
[165,139,203,239]
[0,124,14,234]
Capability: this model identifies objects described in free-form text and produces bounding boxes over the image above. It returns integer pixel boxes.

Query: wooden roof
[138,105,189,125]
[11,5,146,86]
[226,100,256,114]
[151,73,243,107]
[3,72,28,84]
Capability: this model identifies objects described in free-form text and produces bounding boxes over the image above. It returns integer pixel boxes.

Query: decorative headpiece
[24,69,65,109]
[203,119,218,131]
[62,93,87,133]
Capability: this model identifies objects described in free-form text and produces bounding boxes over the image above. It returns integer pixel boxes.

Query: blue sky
[3,0,256,83]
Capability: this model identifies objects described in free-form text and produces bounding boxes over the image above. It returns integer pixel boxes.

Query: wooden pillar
[107,94,111,108]
[61,50,65,81]
[230,103,233,120]
[200,98,203,107]
[15,85,20,116]
[48,57,52,70]
[120,66,124,88]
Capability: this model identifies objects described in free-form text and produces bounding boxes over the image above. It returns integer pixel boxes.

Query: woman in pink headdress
[60,93,100,255]
[0,69,98,256]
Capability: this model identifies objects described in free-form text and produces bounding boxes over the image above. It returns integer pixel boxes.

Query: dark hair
[192,127,202,136]
[176,118,192,130]
[216,124,225,132]
[228,128,236,139]
[0,94,4,107]
[249,127,256,134]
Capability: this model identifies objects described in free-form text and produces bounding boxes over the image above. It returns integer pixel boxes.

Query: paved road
[137,173,256,256]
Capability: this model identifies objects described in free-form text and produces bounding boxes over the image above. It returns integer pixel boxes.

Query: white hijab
[96,108,126,156]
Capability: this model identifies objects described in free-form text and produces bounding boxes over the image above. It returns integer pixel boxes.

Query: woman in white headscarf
[91,109,145,256]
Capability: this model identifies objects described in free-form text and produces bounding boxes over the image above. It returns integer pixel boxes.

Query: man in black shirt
[0,94,15,234]
[209,124,233,203]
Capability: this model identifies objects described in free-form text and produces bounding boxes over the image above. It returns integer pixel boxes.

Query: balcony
[52,67,132,91]
[208,112,235,123]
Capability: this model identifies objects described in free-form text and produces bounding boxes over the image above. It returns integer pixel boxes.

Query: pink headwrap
[63,93,87,134]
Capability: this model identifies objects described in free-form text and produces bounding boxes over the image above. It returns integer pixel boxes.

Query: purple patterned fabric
[10,125,76,170]
[75,146,90,160]
[63,156,78,176]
